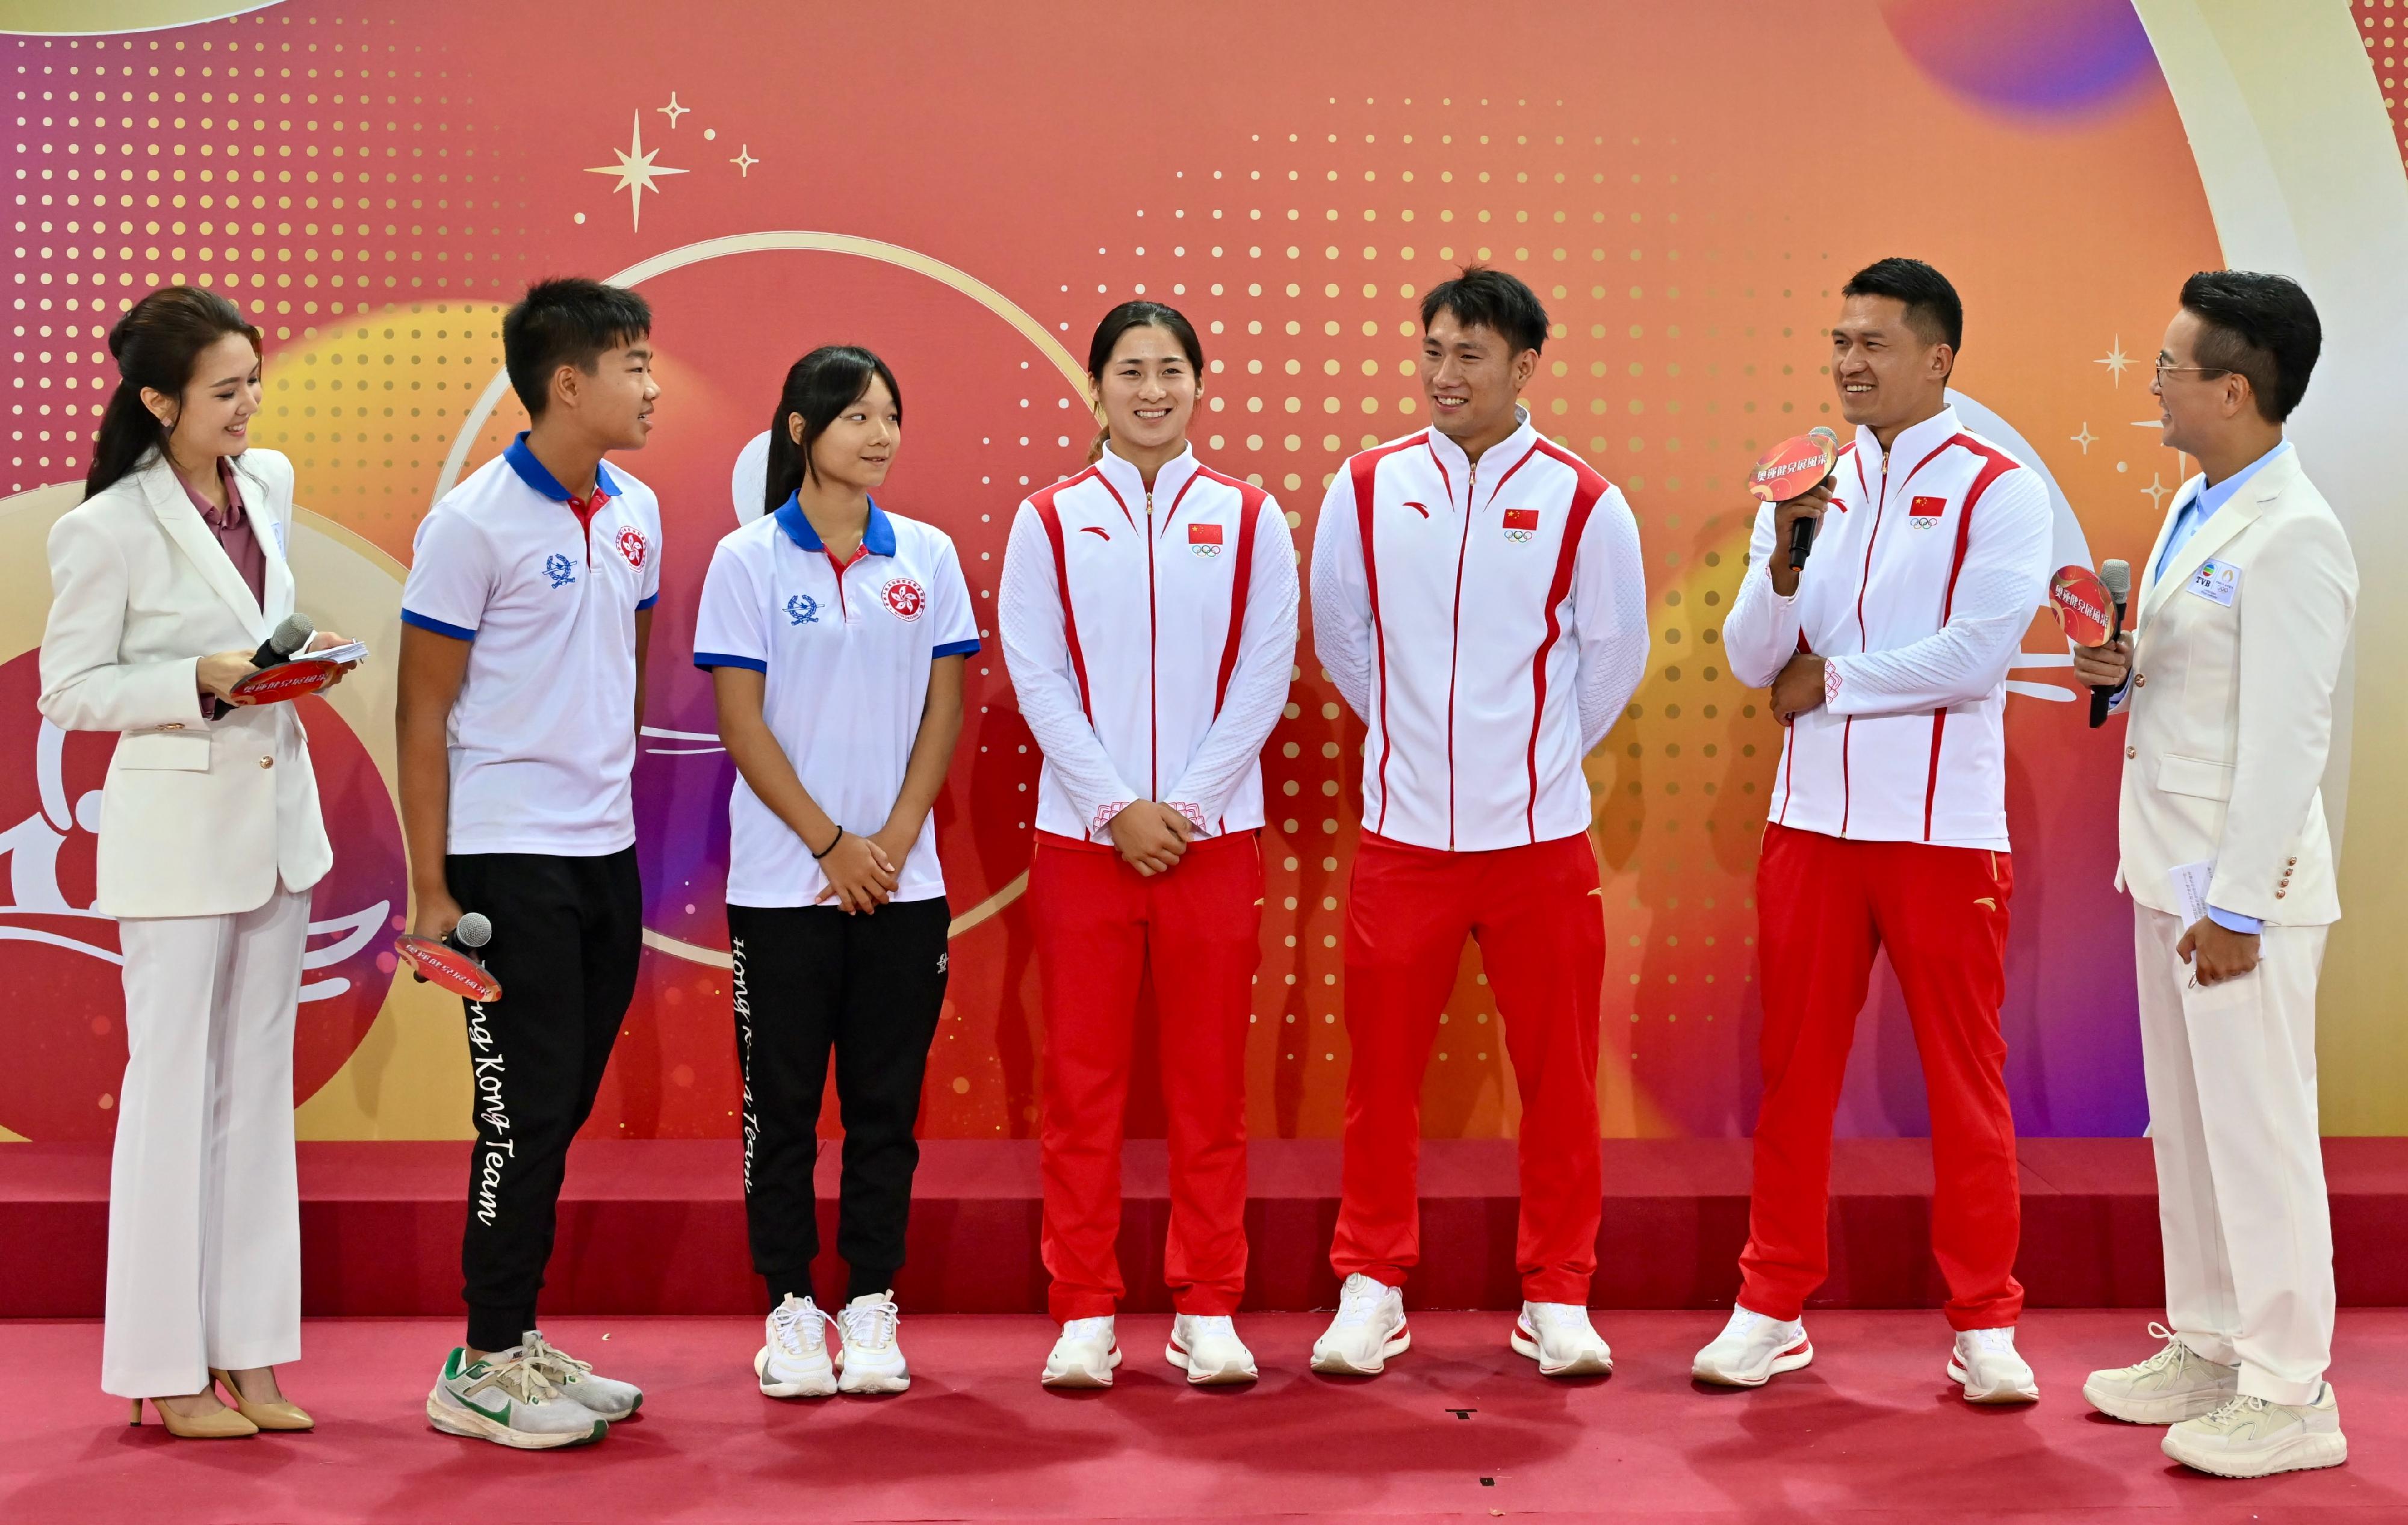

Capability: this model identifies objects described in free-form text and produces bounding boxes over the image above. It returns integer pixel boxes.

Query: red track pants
[1330,832,1606,1305]
[1032,830,1263,1323]
[1740,823,2025,1329]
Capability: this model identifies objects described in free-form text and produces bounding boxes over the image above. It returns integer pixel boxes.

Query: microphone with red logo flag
[1749,425,1842,568]
[394,911,501,1003]
[2048,562,2128,728]
[2090,558,2132,728]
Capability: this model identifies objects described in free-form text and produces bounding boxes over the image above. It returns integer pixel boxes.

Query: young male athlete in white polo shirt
[696,346,975,1402]
[1002,302,1298,1390]
[1309,267,1649,1378]
[1695,258,2052,1403]
[397,279,661,1448]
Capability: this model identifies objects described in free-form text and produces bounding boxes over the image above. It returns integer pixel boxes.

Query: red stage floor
[4,1311,2403,1523]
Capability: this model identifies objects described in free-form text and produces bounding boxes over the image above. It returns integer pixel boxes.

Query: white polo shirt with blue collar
[400,433,663,856]
[692,495,979,909]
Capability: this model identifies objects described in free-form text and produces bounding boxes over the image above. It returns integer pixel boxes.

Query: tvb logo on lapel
[1908,496,1946,529]
[1501,507,1541,544]
[1188,522,1224,559]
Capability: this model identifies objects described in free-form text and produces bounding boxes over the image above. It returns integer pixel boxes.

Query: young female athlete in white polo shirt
[1000,303,1299,1388]
[694,346,976,1400]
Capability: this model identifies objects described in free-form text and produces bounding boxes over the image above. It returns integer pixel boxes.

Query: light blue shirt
[2149,439,2291,936]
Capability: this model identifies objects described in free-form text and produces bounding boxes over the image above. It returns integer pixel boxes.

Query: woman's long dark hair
[764,345,902,512]
[1085,300,1204,463]
[84,286,261,501]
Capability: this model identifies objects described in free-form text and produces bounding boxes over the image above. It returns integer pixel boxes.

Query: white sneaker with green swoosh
[426,1345,609,1449]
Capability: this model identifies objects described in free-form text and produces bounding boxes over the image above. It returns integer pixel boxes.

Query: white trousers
[101,888,308,1398]
[2133,901,2333,1406]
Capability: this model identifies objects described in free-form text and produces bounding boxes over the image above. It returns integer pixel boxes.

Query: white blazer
[2115,447,2357,927]
[38,448,332,918]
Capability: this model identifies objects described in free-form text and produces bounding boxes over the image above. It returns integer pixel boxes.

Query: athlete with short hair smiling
[1309,266,1649,1379]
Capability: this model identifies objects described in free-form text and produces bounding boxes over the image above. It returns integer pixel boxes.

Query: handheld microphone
[211,612,315,720]
[2088,558,2132,729]
[1749,426,1842,569]
[393,909,503,1001]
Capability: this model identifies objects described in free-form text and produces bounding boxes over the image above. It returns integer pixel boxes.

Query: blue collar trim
[773,493,896,556]
[504,432,621,503]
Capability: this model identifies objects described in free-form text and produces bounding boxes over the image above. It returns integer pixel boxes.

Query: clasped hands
[1109,800,1197,877]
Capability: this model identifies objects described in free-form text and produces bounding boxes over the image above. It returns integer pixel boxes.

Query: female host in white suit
[39,286,355,1438]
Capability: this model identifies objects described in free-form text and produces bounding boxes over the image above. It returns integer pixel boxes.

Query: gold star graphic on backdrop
[2096,337,2133,386]
[2139,472,2173,510]
[2069,423,2097,454]
[586,111,687,232]
[659,92,689,127]
[730,144,760,176]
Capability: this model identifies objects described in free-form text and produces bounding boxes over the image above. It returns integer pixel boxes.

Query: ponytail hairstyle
[1084,300,1204,463]
[85,285,261,501]
[763,345,902,513]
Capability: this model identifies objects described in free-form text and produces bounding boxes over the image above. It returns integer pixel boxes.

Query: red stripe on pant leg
[1870,841,2025,1330]
[1332,833,1476,1288]
[1146,832,1265,1316]
[1031,834,1150,1323]
[1469,832,1606,1304]
[1738,824,1882,1322]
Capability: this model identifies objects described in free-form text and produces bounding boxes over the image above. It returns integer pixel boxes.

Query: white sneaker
[833,1290,910,1394]
[2162,1385,2347,1479]
[2082,1323,2239,1425]
[518,1329,642,1420]
[1511,1301,1613,1378]
[1041,1316,1121,1388]
[1167,1314,1259,1385]
[425,1345,607,1449]
[1309,1273,1410,1376]
[756,1294,838,1399]
[1949,1326,2040,1404]
[1692,1305,1813,1388]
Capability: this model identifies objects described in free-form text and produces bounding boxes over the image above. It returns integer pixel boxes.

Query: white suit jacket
[2115,447,2356,927]
[38,448,332,918]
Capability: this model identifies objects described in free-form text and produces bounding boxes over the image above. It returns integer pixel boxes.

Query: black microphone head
[2100,559,2132,601]
[453,912,492,949]
[270,612,315,657]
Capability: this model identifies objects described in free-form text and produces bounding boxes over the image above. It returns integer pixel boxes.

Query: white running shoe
[1949,1326,2040,1404]
[1692,1305,1813,1388]
[834,1290,910,1395]
[756,1294,839,1399]
[2082,1323,2239,1425]
[1511,1302,1613,1378]
[425,1345,607,1449]
[2162,1385,2347,1479]
[1167,1314,1259,1385]
[518,1329,642,1420]
[1041,1316,1122,1388]
[1309,1273,1410,1376]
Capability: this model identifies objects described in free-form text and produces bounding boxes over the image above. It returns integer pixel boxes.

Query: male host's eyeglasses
[2153,357,2232,383]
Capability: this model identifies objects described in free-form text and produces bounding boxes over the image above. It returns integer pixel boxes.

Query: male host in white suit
[2073,271,2357,1480]
[40,288,353,1437]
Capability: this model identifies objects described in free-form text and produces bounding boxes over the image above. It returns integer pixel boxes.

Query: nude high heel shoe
[128,1394,259,1438]
[211,1368,315,1432]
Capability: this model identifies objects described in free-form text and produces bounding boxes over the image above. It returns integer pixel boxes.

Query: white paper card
[309,639,370,665]
[2186,560,2239,607]
[2170,859,2215,926]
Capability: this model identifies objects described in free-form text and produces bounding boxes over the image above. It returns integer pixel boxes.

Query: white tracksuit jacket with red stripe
[1723,406,2053,850]
[999,444,1300,842]
[1310,410,1651,852]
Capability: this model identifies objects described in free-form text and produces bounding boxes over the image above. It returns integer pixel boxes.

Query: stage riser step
[5,1138,2403,1317]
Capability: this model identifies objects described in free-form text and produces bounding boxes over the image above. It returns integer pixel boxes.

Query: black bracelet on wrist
[813,826,845,861]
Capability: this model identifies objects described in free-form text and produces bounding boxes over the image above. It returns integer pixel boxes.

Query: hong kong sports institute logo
[786,592,820,625]
[544,551,577,588]
[881,577,927,622]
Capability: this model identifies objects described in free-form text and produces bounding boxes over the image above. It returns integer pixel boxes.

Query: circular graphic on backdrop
[0,651,405,1140]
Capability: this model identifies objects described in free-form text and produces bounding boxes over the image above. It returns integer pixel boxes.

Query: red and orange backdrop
[4,1,2402,1144]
